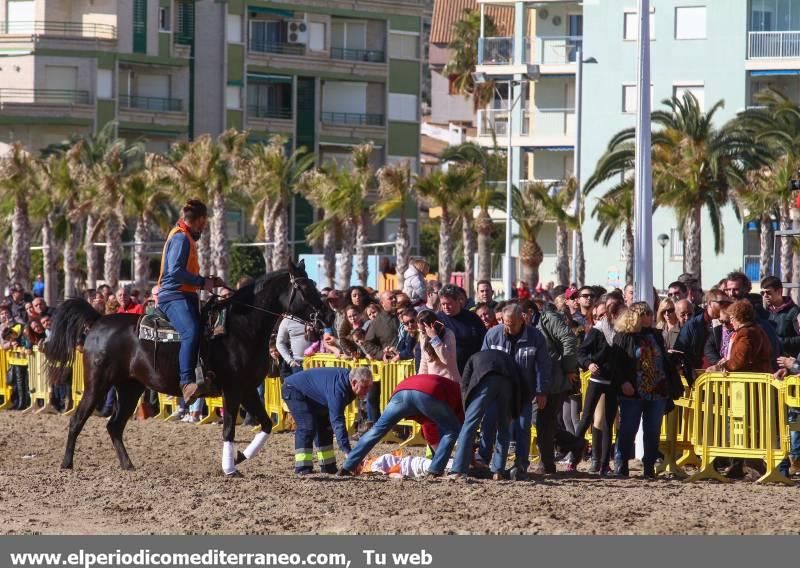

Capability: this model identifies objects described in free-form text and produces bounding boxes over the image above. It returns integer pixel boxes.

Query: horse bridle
[218,273,323,329]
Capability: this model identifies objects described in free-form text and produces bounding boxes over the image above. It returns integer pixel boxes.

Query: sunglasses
[667,292,683,298]
[665,308,676,314]
[579,294,595,299]
[760,289,777,296]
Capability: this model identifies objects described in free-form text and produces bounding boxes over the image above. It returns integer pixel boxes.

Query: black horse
[44,260,333,476]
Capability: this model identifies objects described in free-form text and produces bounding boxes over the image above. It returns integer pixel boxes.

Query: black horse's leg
[106,380,145,470]
[61,378,109,470]
[221,388,243,477]
[235,387,273,466]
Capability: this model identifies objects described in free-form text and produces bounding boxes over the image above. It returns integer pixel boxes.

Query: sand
[1,412,799,535]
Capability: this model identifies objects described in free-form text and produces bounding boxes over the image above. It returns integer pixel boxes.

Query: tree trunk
[196,230,212,276]
[792,207,800,303]
[461,213,476,297]
[103,214,122,290]
[10,194,30,289]
[683,206,702,282]
[625,221,634,286]
[355,213,369,287]
[438,208,453,285]
[261,202,273,274]
[63,223,80,299]
[576,228,586,287]
[519,239,543,291]
[395,216,410,290]
[556,222,569,287]
[476,209,493,282]
[338,220,355,290]
[84,213,101,290]
[782,201,794,282]
[211,189,228,281]
[272,201,289,271]
[41,214,59,307]
[321,218,336,289]
[133,214,150,293]
[759,215,775,280]
[0,243,8,297]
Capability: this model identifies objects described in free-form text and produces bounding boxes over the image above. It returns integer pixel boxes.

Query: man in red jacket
[338,374,464,477]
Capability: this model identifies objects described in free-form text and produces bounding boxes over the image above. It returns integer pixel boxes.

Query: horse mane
[231,268,292,305]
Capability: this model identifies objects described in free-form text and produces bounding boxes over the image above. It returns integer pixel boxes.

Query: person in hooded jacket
[402,259,429,307]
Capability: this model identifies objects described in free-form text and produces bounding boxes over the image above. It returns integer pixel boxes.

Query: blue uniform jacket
[481,323,552,395]
[285,368,356,453]
[159,231,205,305]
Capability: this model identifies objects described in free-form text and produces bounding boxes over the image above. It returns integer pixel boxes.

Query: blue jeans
[343,390,461,475]
[453,378,513,474]
[614,398,667,467]
[160,295,200,386]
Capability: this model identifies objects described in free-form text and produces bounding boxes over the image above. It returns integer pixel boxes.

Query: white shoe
[168,410,185,421]
[181,414,199,423]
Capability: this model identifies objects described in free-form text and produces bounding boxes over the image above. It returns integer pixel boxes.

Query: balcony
[748,31,800,59]
[330,47,385,63]
[0,88,90,104]
[476,108,575,147]
[0,20,117,40]
[478,37,518,66]
[321,112,384,126]
[0,88,94,122]
[249,39,306,56]
[120,95,183,112]
[247,105,292,120]
[534,36,582,66]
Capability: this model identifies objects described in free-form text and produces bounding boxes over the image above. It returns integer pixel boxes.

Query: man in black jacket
[449,349,529,480]
[437,284,486,373]
[674,290,728,382]
[762,276,800,357]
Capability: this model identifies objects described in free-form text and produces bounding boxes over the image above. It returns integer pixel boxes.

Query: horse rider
[158,199,225,404]
[282,366,373,475]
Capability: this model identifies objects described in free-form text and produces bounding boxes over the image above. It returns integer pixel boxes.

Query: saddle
[138,310,182,343]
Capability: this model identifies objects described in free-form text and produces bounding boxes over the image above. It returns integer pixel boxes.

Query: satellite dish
[538,9,548,19]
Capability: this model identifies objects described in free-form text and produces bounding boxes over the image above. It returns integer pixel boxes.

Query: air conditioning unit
[287,20,308,44]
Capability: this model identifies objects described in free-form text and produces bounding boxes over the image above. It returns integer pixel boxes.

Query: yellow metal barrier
[263,376,289,433]
[686,372,792,485]
[63,351,85,417]
[22,348,49,414]
[0,349,12,410]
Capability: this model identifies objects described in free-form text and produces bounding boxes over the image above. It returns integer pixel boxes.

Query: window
[226,86,241,109]
[96,69,113,99]
[247,80,292,118]
[389,32,419,60]
[159,7,171,31]
[7,0,35,33]
[250,19,287,49]
[321,81,367,114]
[331,21,367,50]
[672,83,704,109]
[226,14,242,43]
[670,228,684,259]
[623,10,655,40]
[622,83,654,113]
[388,93,417,121]
[675,6,706,39]
[308,22,325,51]
[175,0,194,45]
[45,65,78,91]
[133,0,147,53]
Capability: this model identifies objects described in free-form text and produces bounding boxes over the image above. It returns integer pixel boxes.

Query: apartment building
[0,0,426,251]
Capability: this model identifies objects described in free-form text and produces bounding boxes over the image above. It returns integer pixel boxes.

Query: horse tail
[44,298,101,386]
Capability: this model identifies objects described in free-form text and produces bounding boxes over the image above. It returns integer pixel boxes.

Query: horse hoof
[61,463,73,470]
[122,464,136,471]
[225,470,244,479]
[235,451,247,465]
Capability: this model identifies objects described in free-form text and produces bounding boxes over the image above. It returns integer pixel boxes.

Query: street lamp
[472,71,529,300]
[570,48,598,286]
[657,233,670,292]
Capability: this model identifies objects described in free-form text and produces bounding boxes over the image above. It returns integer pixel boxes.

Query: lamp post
[570,48,597,286]
[657,233,669,292]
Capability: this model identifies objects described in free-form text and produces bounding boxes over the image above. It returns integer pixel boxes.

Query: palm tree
[351,143,374,287]
[374,161,414,289]
[444,9,497,111]
[647,92,768,281]
[535,178,579,287]
[441,142,505,282]
[243,144,275,272]
[584,135,637,285]
[299,165,342,289]
[735,167,780,279]
[90,138,145,290]
[452,166,484,295]
[416,166,481,284]
[123,153,174,292]
[0,142,35,289]
[246,136,314,271]
[737,88,800,282]
[512,182,547,289]
[210,129,248,282]
[70,123,120,290]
